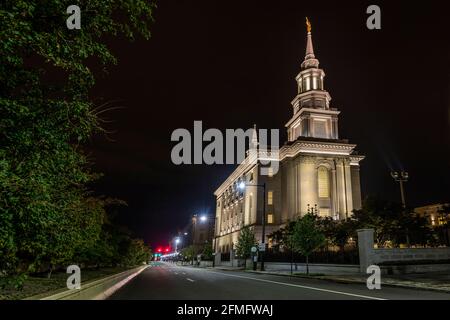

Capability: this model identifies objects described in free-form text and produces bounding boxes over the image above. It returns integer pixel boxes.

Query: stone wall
[357,229,450,272]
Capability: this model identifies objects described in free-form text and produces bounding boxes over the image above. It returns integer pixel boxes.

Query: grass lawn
[0,266,131,300]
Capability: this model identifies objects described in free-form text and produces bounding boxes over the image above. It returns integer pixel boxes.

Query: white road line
[174,272,179,275]
[186,278,195,282]
[182,272,186,275]
[207,271,386,300]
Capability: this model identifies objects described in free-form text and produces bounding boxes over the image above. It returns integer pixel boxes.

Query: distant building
[414,203,450,227]
[213,23,364,255]
[171,215,214,255]
[191,214,215,248]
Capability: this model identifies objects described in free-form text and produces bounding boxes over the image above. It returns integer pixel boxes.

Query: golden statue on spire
[306,17,312,33]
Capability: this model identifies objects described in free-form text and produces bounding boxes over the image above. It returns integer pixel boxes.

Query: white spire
[251,124,258,150]
[301,17,319,69]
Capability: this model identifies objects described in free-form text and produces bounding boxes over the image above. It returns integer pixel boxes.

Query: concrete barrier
[25,265,148,300]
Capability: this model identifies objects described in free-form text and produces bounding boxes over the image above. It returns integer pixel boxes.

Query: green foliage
[0,0,155,275]
[235,226,257,260]
[352,196,434,247]
[289,214,325,274]
[180,245,196,261]
[202,243,213,260]
[122,239,151,266]
[290,214,326,258]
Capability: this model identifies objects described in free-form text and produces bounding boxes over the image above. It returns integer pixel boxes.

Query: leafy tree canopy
[0,0,155,275]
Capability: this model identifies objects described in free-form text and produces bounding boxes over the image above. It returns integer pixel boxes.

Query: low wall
[262,262,359,275]
[381,263,450,275]
[373,247,450,264]
[199,261,213,268]
[358,229,450,273]
[25,265,147,300]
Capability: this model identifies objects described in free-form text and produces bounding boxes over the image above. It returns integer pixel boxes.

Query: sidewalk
[199,263,450,294]
[243,269,450,294]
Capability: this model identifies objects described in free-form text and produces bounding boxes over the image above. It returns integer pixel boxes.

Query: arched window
[318,166,330,198]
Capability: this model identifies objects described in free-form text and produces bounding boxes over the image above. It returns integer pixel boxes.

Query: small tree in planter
[290,214,326,275]
[235,227,257,269]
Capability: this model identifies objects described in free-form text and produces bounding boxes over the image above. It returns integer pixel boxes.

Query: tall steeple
[285,18,340,142]
[302,17,319,69]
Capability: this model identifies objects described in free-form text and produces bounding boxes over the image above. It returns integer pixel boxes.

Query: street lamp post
[390,171,408,208]
[239,181,266,271]
[391,170,410,246]
[191,214,208,265]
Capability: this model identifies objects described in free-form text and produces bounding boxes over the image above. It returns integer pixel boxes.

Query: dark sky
[87,0,450,246]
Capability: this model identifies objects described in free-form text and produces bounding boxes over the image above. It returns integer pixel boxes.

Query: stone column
[214,251,221,267]
[357,229,375,273]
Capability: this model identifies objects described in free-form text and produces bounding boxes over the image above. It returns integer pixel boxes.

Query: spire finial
[306,17,311,33]
[301,17,319,69]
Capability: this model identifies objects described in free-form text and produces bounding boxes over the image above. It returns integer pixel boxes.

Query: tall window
[318,166,330,198]
[267,191,273,205]
[267,214,274,224]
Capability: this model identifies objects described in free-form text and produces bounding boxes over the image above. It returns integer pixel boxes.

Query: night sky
[86,0,450,246]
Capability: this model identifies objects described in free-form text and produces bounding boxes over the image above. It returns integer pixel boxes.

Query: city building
[414,203,450,227]
[213,22,364,255]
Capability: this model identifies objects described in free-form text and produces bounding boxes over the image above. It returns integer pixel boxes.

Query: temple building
[213,20,364,256]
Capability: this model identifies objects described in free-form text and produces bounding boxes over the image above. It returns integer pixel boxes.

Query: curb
[24,265,148,300]
[244,270,450,294]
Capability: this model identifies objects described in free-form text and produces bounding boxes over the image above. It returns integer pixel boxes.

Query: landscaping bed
[0,266,130,300]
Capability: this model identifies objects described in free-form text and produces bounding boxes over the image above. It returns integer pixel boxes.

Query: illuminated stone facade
[213,27,364,254]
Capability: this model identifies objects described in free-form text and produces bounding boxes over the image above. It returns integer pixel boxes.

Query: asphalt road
[109,262,450,300]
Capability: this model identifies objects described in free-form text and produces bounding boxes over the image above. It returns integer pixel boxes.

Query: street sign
[258,243,266,251]
[251,246,257,253]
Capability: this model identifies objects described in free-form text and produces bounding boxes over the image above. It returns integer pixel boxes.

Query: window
[319,208,330,217]
[267,191,273,205]
[318,166,330,198]
[267,167,274,177]
[267,214,274,224]
[314,119,327,138]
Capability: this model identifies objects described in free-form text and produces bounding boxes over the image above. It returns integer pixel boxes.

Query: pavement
[108,262,450,300]
[242,269,450,293]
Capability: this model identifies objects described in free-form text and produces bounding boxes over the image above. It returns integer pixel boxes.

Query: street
[108,262,450,300]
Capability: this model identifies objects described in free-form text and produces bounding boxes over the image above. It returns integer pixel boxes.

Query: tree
[290,214,326,275]
[180,246,196,264]
[202,243,214,261]
[235,227,257,268]
[352,196,433,247]
[0,0,155,276]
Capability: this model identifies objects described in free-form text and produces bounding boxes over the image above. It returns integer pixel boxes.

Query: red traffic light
[165,247,169,252]
[157,247,162,253]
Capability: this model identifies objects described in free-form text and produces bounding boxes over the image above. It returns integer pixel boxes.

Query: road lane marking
[206,271,386,300]
[182,272,186,275]
[186,278,195,282]
[175,272,179,275]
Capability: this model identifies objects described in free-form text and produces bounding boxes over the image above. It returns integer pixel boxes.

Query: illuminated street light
[175,237,181,253]
[391,170,408,208]
[237,180,267,271]
[191,213,209,265]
